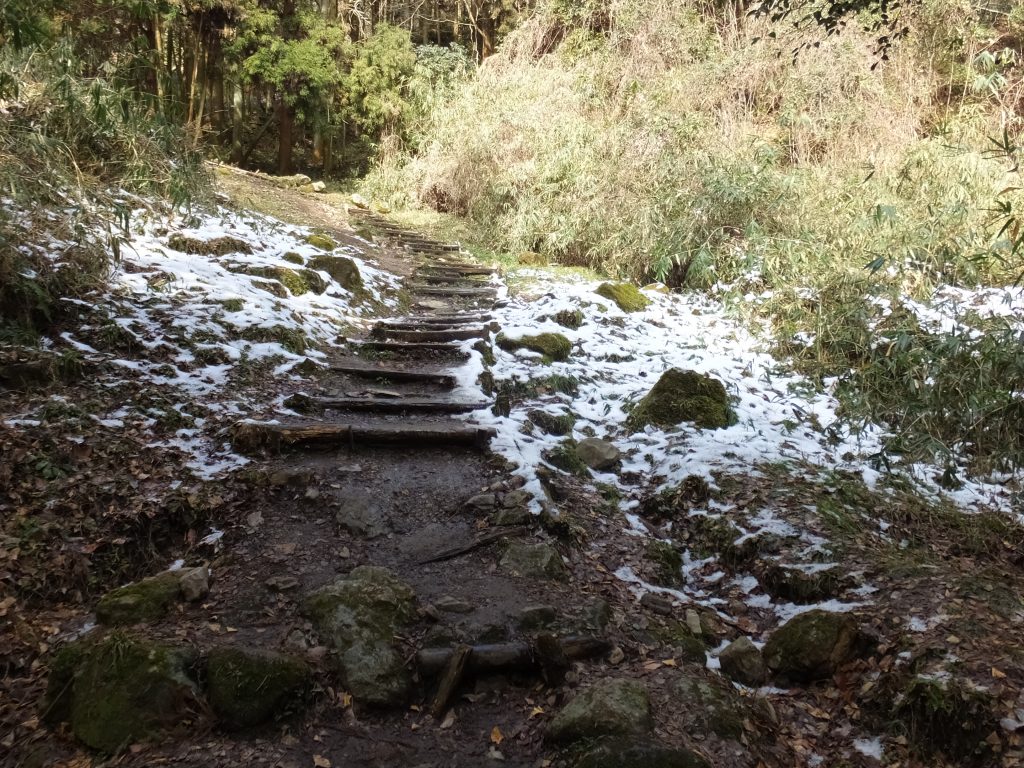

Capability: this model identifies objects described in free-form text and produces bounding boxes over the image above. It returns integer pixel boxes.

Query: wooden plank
[407,285,497,298]
[373,327,489,343]
[231,421,497,452]
[327,364,456,388]
[305,397,488,415]
[429,644,472,718]
[348,340,470,355]
[417,636,611,678]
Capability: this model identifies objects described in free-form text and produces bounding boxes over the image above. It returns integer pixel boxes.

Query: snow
[852,736,884,761]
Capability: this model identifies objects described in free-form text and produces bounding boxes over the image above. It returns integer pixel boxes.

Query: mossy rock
[552,308,585,329]
[239,324,307,354]
[644,540,683,587]
[762,610,864,683]
[684,515,752,565]
[168,233,252,256]
[547,679,652,743]
[647,620,706,663]
[641,476,711,521]
[528,409,576,436]
[894,674,998,764]
[206,646,310,729]
[282,252,305,265]
[670,671,750,740]
[301,566,416,707]
[575,739,709,768]
[42,641,91,724]
[500,542,568,581]
[758,564,844,604]
[61,634,201,753]
[544,439,591,477]
[218,298,245,312]
[595,282,651,313]
[519,251,548,266]
[717,636,767,688]
[234,266,326,296]
[305,233,337,251]
[95,571,182,626]
[251,278,288,298]
[309,255,363,292]
[496,332,572,362]
[627,368,733,431]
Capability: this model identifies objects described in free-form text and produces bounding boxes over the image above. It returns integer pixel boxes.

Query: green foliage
[342,24,417,139]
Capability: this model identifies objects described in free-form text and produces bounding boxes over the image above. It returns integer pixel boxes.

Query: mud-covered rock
[718,636,767,687]
[627,368,732,431]
[575,739,709,768]
[496,332,572,362]
[547,679,652,743]
[48,634,201,753]
[576,438,621,471]
[206,646,310,729]
[301,566,416,706]
[309,254,363,292]
[763,610,864,683]
[500,542,567,581]
[95,571,183,626]
[595,283,652,313]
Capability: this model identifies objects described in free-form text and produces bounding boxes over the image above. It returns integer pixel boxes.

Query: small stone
[245,511,263,529]
[269,468,314,486]
[304,488,320,501]
[350,193,370,209]
[517,604,557,630]
[718,636,767,687]
[546,679,652,743]
[265,576,300,592]
[501,489,532,508]
[311,181,327,193]
[465,492,499,511]
[609,647,626,665]
[335,495,389,539]
[492,507,532,527]
[178,566,210,602]
[500,543,568,581]
[575,438,621,471]
[685,609,702,637]
[435,596,475,614]
[95,571,182,626]
[640,592,674,615]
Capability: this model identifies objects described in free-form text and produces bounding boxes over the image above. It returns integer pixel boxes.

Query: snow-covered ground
[7,207,400,479]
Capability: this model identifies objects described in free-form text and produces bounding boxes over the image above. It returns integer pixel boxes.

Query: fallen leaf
[528,706,545,719]
[313,756,331,768]
[491,725,503,745]
[993,667,1007,679]
[440,710,456,729]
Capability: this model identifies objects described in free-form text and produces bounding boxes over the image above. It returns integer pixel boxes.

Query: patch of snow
[852,736,884,761]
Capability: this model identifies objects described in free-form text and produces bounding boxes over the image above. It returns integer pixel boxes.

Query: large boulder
[627,368,732,431]
[309,255,363,292]
[575,740,709,768]
[206,646,310,729]
[670,671,752,740]
[596,283,652,313]
[496,332,572,362]
[301,566,416,706]
[547,679,652,743]
[46,634,201,753]
[762,610,864,683]
[576,438,621,471]
[717,636,767,687]
[500,542,567,581]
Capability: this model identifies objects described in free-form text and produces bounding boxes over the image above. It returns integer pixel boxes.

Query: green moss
[282,252,305,265]
[239,325,307,354]
[306,233,337,251]
[218,298,245,312]
[309,255,363,292]
[496,332,572,362]
[545,438,591,477]
[206,646,310,729]
[42,641,90,724]
[529,409,577,436]
[644,541,683,587]
[168,233,252,256]
[596,282,651,313]
[647,621,706,663]
[641,475,711,520]
[234,266,326,296]
[671,674,747,739]
[895,676,997,764]
[553,308,585,329]
[762,610,862,683]
[69,634,200,753]
[95,571,181,626]
[627,368,733,430]
[759,564,843,603]
[251,278,288,298]
[576,740,710,768]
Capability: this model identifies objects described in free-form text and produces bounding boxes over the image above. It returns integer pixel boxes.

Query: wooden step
[415,274,490,286]
[295,395,488,415]
[407,284,497,298]
[396,314,493,325]
[232,421,497,452]
[348,340,471,356]
[373,327,489,343]
[418,265,498,277]
[327,363,456,388]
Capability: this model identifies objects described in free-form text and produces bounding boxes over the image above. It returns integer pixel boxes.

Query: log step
[418,636,611,677]
[373,327,489,343]
[407,285,497,298]
[415,274,490,286]
[232,421,497,452]
[396,314,493,325]
[418,266,498,277]
[327,364,456,388]
[298,396,488,415]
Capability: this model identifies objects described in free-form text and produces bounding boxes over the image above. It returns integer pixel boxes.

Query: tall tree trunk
[231,77,244,165]
[277,97,295,175]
